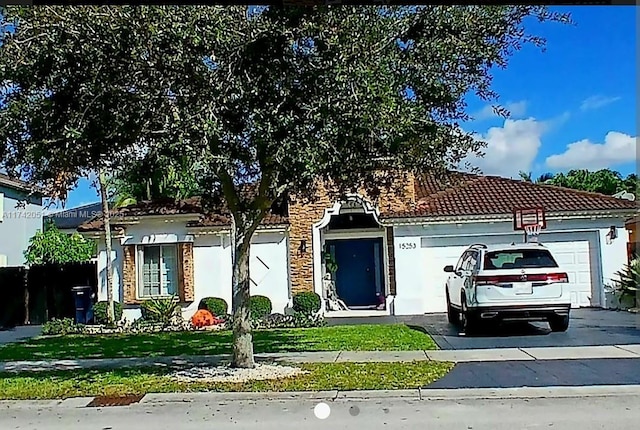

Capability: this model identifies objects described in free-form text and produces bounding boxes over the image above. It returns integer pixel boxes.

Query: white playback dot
[314,402,331,420]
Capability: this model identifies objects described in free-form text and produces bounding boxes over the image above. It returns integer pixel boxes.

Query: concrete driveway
[0,325,41,345]
[328,309,640,350]
[401,308,640,350]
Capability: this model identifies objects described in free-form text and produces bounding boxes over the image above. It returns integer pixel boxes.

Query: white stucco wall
[392,216,631,315]
[94,219,290,322]
[188,230,290,317]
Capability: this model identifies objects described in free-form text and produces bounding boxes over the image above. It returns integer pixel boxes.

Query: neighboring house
[0,173,44,267]
[46,202,103,234]
[77,172,638,321]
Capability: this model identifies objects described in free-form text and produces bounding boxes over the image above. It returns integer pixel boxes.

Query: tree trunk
[230,214,255,368]
[23,268,29,325]
[98,170,115,324]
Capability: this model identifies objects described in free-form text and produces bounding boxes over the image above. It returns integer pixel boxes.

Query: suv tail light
[474,273,569,285]
[544,273,569,283]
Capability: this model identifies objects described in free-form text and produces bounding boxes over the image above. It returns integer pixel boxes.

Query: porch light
[299,239,307,254]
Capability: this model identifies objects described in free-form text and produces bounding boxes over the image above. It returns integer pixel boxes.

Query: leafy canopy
[0,6,172,200]
[546,169,637,196]
[24,220,95,265]
[108,150,202,208]
[0,6,570,227]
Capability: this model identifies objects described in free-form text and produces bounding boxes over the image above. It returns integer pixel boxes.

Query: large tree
[0,5,568,367]
[0,6,171,323]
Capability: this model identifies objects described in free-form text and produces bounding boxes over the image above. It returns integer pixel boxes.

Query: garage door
[422,245,467,313]
[422,234,525,313]
[542,241,592,308]
[421,234,595,313]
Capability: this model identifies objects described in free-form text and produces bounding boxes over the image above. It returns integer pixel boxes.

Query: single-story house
[77,172,638,321]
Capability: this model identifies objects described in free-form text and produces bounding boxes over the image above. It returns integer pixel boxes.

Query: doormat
[86,394,145,407]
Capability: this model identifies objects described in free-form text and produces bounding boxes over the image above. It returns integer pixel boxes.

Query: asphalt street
[2,393,639,430]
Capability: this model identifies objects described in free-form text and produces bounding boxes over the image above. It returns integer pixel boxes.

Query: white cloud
[461,117,547,178]
[545,131,638,170]
[472,100,528,121]
[580,95,621,111]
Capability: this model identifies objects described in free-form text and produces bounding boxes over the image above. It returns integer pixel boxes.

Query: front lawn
[0,361,453,400]
[0,324,437,361]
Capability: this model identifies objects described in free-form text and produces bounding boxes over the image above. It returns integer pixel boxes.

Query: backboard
[513,207,546,231]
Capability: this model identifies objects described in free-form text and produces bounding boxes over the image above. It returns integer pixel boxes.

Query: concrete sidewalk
[2,344,640,373]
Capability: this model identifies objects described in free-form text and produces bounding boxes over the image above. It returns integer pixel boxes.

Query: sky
[461,6,636,181]
[54,5,637,211]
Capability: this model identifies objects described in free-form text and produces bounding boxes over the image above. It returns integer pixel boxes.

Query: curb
[3,385,640,409]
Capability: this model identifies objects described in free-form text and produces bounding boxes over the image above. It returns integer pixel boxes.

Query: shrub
[292,292,321,316]
[249,295,272,319]
[140,296,182,325]
[608,257,640,308]
[92,301,123,325]
[252,312,326,330]
[42,318,85,336]
[198,297,228,316]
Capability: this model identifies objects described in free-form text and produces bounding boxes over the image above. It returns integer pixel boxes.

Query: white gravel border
[170,363,310,383]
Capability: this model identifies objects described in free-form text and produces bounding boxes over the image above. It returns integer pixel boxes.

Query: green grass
[0,361,454,400]
[0,324,437,361]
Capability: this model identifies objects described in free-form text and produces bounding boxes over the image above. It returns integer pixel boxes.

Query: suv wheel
[460,296,476,334]
[446,290,459,324]
[548,315,570,332]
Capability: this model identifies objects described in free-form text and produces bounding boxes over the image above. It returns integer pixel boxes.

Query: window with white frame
[137,244,178,297]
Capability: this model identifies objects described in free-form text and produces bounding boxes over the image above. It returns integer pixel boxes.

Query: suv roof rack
[469,243,487,249]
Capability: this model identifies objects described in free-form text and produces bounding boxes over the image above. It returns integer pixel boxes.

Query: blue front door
[326,238,384,308]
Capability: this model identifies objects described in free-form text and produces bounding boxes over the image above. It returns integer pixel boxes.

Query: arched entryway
[312,195,391,315]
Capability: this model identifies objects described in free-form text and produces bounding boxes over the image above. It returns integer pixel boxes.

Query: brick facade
[122,244,137,305]
[385,227,397,296]
[287,174,416,296]
[178,242,195,303]
[287,182,335,294]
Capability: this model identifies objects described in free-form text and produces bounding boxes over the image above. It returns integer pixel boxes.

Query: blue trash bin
[71,286,93,324]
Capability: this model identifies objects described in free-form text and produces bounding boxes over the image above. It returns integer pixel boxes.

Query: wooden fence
[0,262,97,328]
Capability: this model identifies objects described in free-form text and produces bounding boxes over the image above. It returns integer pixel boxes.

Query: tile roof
[77,196,289,232]
[77,171,637,232]
[385,172,638,220]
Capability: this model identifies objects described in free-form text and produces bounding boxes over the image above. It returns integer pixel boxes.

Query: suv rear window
[483,249,559,270]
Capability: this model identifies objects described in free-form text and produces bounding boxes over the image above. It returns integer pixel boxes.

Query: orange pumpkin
[191,309,216,327]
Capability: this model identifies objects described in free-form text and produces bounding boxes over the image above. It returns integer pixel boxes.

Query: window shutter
[122,245,138,304]
[177,242,195,303]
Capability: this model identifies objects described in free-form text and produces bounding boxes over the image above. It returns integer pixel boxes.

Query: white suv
[444,243,571,333]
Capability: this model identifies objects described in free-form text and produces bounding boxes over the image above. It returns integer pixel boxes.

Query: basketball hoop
[513,207,546,244]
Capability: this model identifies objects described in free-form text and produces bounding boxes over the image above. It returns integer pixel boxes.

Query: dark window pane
[483,249,558,270]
